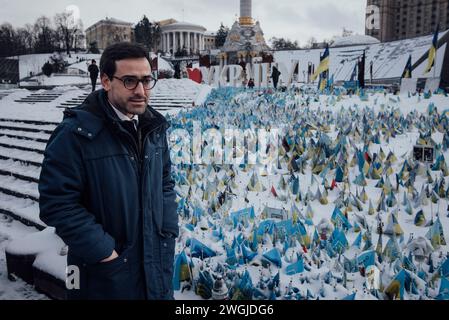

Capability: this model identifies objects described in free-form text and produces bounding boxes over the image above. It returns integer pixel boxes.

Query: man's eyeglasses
[112,76,157,90]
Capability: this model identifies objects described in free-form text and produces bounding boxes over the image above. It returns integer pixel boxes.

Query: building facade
[204,32,217,51]
[85,17,134,51]
[159,21,207,55]
[366,0,449,42]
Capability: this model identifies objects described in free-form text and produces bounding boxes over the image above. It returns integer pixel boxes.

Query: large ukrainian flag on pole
[311,45,330,82]
[424,25,439,74]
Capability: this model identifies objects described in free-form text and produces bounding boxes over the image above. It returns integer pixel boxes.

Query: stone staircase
[14,92,63,104]
[55,92,89,109]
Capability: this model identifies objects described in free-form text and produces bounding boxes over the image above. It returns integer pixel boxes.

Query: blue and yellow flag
[424,25,439,74]
[385,269,411,300]
[172,250,191,291]
[311,45,330,82]
[402,55,413,78]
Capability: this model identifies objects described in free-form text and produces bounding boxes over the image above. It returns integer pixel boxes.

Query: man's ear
[101,74,111,91]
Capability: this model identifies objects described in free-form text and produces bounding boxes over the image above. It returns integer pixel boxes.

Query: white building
[160,21,208,55]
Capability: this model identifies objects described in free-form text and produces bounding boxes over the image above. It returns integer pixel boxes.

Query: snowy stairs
[0,118,55,230]
[56,92,89,109]
[0,90,13,100]
[149,90,198,111]
[14,92,63,104]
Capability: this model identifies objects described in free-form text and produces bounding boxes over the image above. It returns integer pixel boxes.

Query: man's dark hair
[100,42,149,79]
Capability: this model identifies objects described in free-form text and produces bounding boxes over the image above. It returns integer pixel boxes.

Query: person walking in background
[88,59,99,92]
[271,65,281,90]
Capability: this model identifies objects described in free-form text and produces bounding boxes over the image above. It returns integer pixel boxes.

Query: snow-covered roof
[205,31,217,37]
[86,17,133,31]
[161,21,207,32]
[331,35,380,48]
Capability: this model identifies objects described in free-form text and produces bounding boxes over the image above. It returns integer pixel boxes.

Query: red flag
[331,179,337,190]
[364,152,372,163]
[271,186,278,198]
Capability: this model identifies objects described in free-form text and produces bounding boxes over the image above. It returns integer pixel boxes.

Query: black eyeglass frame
[112,75,157,90]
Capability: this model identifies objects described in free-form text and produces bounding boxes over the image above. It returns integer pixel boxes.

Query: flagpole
[434,24,439,79]
[434,35,437,79]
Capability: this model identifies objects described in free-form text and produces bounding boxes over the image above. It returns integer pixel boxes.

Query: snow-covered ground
[0,81,448,300]
[0,216,48,300]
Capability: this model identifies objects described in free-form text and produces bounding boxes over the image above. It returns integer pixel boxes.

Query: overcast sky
[0,0,367,45]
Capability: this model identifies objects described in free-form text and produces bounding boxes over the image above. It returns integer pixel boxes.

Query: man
[88,59,100,92]
[39,42,178,300]
[271,65,281,90]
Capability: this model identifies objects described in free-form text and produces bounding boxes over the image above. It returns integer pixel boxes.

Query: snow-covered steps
[0,129,50,143]
[0,136,46,154]
[0,192,44,230]
[0,119,53,145]
[0,120,56,135]
[0,90,13,100]
[56,92,89,109]
[0,145,44,167]
[0,175,39,201]
[149,79,212,111]
[0,118,59,126]
[14,92,63,104]
[5,228,66,300]
[0,159,41,183]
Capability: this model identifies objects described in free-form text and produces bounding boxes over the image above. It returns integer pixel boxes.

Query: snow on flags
[357,250,375,268]
[385,269,412,300]
[262,248,282,267]
[189,238,217,259]
[426,217,447,248]
[402,55,413,79]
[173,250,191,290]
[285,254,305,275]
[331,207,352,230]
[424,25,439,74]
[311,45,330,82]
[230,207,255,227]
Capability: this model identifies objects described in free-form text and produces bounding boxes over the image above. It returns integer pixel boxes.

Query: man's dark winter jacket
[39,89,178,300]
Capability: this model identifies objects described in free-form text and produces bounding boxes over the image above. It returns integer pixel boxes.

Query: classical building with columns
[160,21,209,55]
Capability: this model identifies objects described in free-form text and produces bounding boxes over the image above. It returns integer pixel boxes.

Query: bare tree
[54,11,83,55]
[16,24,35,54]
[304,36,317,49]
[0,23,16,57]
[34,16,56,53]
